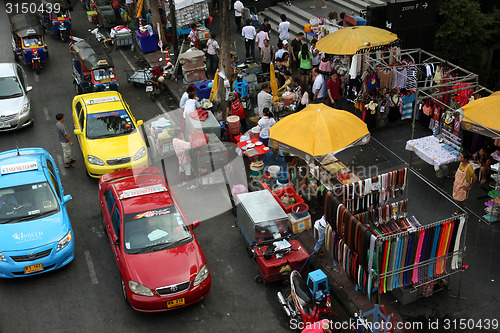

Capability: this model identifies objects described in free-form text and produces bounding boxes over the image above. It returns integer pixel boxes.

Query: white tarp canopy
[167,0,205,10]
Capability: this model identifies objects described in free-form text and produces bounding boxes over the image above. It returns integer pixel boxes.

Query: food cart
[145,114,180,161]
[235,190,310,283]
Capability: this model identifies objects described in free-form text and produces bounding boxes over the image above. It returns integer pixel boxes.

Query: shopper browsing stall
[242,19,257,61]
[257,108,276,147]
[298,44,312,86]
[453,151,477,209]
[311,68,327,103]
[260,39,274,74]
[327,72,343,108]
[257,84,274,117]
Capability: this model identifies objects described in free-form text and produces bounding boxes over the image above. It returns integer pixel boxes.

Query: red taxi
[98,167,210,312]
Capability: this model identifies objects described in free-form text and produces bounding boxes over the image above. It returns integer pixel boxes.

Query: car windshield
[0,182,60,224]
[86,109,135,139]
[0,77,23,99]
[56,9,70,18]
[123,206,192,254]
[22,37,43,48]
[92,68,115,82]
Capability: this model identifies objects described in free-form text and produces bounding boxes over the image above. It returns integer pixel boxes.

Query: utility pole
[147,0,166,46]
[167,0,179,56]
[218,0,231,113]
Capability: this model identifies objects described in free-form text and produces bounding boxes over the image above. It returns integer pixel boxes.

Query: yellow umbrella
[209,70,219,102]
[461,91,500,138]
[268,104,370,159]
[269,63,279,102]
[316,26,398,55]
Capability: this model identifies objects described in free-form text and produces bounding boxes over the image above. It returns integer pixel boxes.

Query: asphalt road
[0,2,297,332]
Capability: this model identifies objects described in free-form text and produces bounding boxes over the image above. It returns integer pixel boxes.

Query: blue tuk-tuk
[70,40,118,94]
[10,14,48,74]
[39,0,72,42]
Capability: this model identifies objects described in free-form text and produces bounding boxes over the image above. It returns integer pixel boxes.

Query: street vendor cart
[145,114,179,160]
[235,190,310,283]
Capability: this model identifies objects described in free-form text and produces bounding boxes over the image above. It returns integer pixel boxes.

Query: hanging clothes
[405,63,418,89]
[392,66,407,89]
[401,92,416,120]
[377,68,394,90]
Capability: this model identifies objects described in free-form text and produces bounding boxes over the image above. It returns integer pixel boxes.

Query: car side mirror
[136,120,143,126]
[74,129,82,135]
[192,220,200,229]
[26,86,33,92]
[62,194,72,204]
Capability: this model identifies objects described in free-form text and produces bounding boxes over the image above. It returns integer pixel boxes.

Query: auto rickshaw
[70,40,118,94]
[39,0,72,42]
[10,14,48,74]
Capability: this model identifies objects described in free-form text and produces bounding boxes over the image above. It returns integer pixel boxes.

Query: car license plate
[0,122,10,129]
[24,263,44,274]
[146,85,154,92]
[100,78,111,83]
[167,298,185,308]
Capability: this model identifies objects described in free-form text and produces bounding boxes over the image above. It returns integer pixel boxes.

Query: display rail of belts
[322,168,467,301]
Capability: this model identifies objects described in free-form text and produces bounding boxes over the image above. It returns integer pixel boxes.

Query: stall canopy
[316,26,398,55]
[268,104,370,160]
[461,91,500,139]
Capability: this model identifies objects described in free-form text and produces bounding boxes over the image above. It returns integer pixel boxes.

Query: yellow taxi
[71,92,148,178]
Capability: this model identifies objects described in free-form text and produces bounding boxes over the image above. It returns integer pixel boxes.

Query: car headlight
[21,102,30,115]
[134,147,146,161]
[128,280,154,296]
[57,230,72,251]
[0,252,6,262]
[87,155,105,166]
[193,264,209,287]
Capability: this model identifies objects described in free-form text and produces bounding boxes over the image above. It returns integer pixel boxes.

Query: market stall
[460,91,500,223]
[162,0,210,35]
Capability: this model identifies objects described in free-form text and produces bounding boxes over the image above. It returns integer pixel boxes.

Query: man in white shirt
[183,93,201,119]
[206,33,220,76]
[312,68,327,103]
[274,40,288,60]
[241,19,257,61]
[233,0,244,33]
[179,86,195,109]
[257,84,274,117]
[277,14,290,45]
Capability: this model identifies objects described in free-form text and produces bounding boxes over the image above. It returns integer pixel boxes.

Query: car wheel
[74,83,83,95]
[13,51,19,61]
[121,279,129,304]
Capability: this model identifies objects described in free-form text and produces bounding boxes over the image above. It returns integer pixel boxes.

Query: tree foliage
[434,0,493,73]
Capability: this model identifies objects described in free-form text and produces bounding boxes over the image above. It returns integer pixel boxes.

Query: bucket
[250,126,261,140]
[268,165,281,178]
[249,161,264,178]
[291,203,309,219]
[227,116,240,135]
[276,171,288,184]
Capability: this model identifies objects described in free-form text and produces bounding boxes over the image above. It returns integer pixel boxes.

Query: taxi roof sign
[1,161,38,175]
[97,60,108,66]
[86,96,121,105]
[119,184,167,199]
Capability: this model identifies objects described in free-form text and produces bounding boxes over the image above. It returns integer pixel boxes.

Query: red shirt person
[326,72,343,107]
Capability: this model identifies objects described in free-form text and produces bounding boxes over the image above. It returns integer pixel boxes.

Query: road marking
[118,48,135,71]
[56,154,66,176]
[156,100,167,114]
[43,107,50,121]
[33,73,39,82]
[84,250,99,285]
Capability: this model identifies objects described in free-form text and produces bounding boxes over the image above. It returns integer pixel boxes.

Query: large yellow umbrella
[316,26,398,55]
[461,91,500,138]
[268,104,370,160]
[209,70,219,102]
[269,63,279,102]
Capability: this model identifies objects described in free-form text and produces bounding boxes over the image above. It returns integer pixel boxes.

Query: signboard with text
[385,0,437,31]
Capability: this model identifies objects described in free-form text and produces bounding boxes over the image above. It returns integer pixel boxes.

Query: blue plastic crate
[194,80,213,100]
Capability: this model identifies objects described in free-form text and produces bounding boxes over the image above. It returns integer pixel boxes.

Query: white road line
[33,73,39,82]
[43,107,50,121]
[118,48,135,71]
[84,250,99,285]
[56,154,66,176]
[156,100,167,114]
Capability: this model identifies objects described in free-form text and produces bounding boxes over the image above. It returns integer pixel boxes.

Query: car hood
[125,239,205,289]
[0,95,26,116]
[0,211,70,251]
[85,131,145,160]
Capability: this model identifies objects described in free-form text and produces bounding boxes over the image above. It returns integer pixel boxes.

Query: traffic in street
[0,1,311,331]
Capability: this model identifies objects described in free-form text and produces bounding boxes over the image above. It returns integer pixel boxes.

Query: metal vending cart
[144,114,180,161]
[236,190,310,283]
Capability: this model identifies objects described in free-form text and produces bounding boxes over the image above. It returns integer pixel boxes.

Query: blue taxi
[0,148,74,278]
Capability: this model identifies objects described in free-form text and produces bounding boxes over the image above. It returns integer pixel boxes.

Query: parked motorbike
[89,25,113,53]
[277,270,337,328]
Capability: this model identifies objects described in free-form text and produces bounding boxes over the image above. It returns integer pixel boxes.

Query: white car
[0,63,33,131]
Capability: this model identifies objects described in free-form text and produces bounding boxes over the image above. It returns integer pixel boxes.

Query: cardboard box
[287,213,311,234]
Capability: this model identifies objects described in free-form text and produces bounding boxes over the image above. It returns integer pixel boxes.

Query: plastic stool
[307,269,329,295]
[234,79,248,98]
